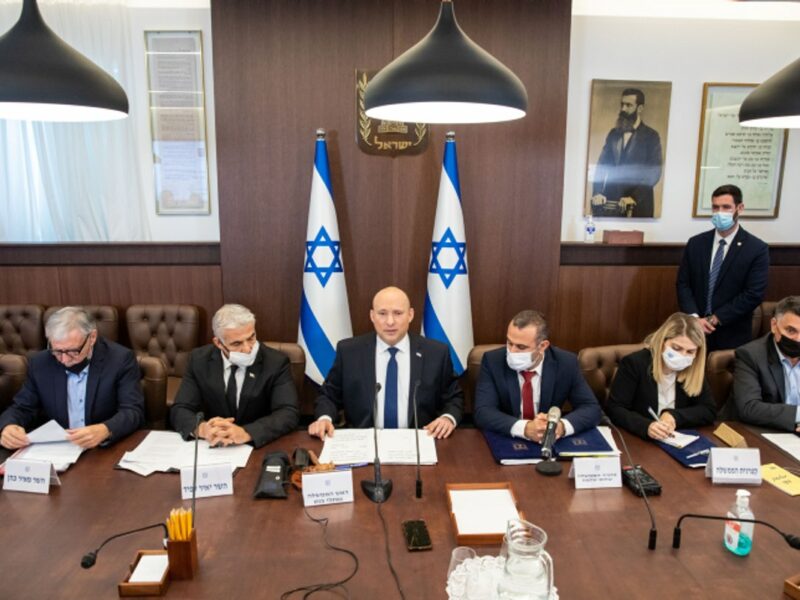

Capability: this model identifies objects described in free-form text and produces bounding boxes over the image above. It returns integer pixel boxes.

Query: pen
[647,407,675,438]
[686,448,711,460]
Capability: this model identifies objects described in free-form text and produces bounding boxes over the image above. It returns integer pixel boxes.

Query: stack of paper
[660,430,700,449]
[118,431,253,476]
[10,420,84,471]
[318,428,437,466]
[762,433,800,463]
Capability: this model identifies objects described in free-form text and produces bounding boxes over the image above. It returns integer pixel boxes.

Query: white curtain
[0,0,151,242]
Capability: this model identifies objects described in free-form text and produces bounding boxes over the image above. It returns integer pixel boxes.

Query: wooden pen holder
[167,529,198,580]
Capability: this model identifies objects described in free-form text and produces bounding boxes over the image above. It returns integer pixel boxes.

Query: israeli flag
[422,132,474,376]
[298,130,353,384]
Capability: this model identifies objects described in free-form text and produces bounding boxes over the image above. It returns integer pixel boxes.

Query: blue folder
[655,430,716,468]
[481,427,614,464]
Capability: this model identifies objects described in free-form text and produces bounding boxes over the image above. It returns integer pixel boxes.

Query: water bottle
[583,215,596,243]
[724,489,754,556]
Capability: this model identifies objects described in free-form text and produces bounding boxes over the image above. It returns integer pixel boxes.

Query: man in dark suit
[308,286,463,440]
[590,88,663,218]
[474,310,601,441]
[730,296,800,432]
[171,304,299,448]
[0,307,144,450]
[676,184,769,352]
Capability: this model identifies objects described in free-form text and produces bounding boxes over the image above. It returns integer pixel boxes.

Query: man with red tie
[473,310,601,441]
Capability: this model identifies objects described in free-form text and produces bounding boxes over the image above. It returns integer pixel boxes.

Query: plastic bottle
[724,489,754,556]
[583,215,596,243]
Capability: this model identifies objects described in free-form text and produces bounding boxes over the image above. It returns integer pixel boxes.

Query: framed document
[692,83,787,218]
[146,31,211,215]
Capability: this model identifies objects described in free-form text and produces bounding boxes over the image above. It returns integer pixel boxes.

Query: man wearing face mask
[171,304,299,447]
[590,87,663,218]
[728,296,800,433]
[0,307,144,450]
[473,310,601,442]
[676,184,769,352]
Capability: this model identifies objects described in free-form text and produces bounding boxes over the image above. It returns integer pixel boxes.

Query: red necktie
[521,371,536,420]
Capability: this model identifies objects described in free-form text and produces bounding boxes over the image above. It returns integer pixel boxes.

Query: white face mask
[506,350,535,372]
[228,340,259,368]
[662,347,693,371]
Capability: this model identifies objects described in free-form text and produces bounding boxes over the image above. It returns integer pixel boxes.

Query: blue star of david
[429,227,467,289]
[305,226,343,287]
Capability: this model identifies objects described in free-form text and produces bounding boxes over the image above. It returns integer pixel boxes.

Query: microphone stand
[362,383,392,503]
[536,407,563,476]
[601,414,658,550]
[81,523,168,569]
[412,379,422,499]
[191,411,203,528]
[672,513,800,550]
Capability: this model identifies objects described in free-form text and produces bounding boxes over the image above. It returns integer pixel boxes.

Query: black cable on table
[377,503,405,600]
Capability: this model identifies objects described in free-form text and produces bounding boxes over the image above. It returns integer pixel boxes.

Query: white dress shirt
[221,353,247,408]
[375,335,411,428]
[657,371,677,415]
[510,359,575,440]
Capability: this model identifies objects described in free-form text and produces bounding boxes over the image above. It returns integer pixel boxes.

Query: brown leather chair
[706,349,736,411]
[0,353,27,412]
[138,355,169,430]
[465,344,504,416]
[126,305,200,407]
[753,301,777,338]
[577,343,647,408]
[0,305,45,358]
[43,305,119,342]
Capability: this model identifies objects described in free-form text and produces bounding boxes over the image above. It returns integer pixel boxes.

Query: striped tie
[706,239,726,315]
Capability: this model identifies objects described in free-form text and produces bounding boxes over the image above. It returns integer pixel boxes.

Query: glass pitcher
[497,519,554,600]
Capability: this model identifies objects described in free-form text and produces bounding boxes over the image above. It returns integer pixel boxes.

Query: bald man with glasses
[0,307,144,450]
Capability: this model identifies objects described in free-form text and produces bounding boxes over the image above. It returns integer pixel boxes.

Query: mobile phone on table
[402,519,432,551]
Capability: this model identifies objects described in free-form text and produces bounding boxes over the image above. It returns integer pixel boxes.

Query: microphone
[535,407,563,476]
[362,383,392,503]
[411,379,422,499]
[81,522,168,568]
[191,412,203,528]
[600,413,657,550]
[672,513,800,550]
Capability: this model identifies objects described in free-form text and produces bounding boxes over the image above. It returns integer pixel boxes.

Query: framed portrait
[584,79,672,219]
[692,83,787,218]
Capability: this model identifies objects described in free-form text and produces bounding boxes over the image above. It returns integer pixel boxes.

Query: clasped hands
[1,423,110,450]
[199,416,251,446]
[523,413,565,443]
[307,415,455,441]
[591,194,636,215]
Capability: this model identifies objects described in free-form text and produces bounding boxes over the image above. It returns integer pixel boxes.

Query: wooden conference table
[1,426,798,599]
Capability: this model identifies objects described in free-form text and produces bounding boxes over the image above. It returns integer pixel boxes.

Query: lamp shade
[739,56,800,128]
[364,0,527,124]
[0,0,128,122]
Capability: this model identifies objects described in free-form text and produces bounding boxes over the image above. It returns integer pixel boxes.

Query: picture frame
[692,83,787,218]
[584,79,672,219]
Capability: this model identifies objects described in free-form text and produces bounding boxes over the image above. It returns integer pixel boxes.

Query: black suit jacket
[0,337,144,445]
[606,348,716,439]
[676,227,768,351]
[171,343,299,448]
[591,122,662,218]
[730,333,797,431]
[315,333,464,427]
[473,346,601,435]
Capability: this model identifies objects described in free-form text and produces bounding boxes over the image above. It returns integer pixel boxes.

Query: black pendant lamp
[364,0,527,124]
[0,0,128,122]
[739,56,800,128]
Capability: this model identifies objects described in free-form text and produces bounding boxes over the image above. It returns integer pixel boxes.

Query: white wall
[562,15,800,243]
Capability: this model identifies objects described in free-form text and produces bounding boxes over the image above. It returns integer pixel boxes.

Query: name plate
[569,456,622,489]
[705,448,761,485]
[3,458,60,494]
[180,463,233,499]
[302,469,354,506]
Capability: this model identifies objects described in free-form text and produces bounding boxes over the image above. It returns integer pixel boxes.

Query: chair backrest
[263,342,306,394]
[43,305,119,342]
[706,349,736,411]
[0,353,27,412]
[126,305,200,377]
[754,301,778,339]
[138,355,168,430]
[0,305,45,357]
[465,344,505,416]
[577,343,647,408]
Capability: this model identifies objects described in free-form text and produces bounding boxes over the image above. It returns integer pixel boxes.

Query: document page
[318,428,438,465]
[449,489,519,535]
[17,441,84,471]
[762,433,800,463]
[27,420,68,444]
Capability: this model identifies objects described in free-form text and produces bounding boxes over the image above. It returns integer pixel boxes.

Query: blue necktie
[384,347,399,429]
[706,239,726,315]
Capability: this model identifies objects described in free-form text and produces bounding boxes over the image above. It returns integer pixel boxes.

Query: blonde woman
[607,313,716,439]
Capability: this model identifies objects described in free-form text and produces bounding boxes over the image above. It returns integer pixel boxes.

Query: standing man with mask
[308,286,463,440]
[676,184,769,352]
[473,310,601,441]
[729,296,800,433]
[171,304,299,447]
[590,88,663,218]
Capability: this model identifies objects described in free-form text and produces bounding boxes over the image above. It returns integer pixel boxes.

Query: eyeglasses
[49,335,90,358]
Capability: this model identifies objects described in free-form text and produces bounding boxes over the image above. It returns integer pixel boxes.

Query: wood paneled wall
[211,0,572,343]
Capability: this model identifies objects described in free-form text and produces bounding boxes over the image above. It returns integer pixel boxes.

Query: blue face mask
[711,211,735,232]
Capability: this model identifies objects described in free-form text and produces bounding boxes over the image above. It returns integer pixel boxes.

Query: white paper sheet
[762,433,800,463]
[128,554,169,583]
[660,431,700,449]
[16,441,84,472]
[317,428,437,465]
[26,420,68,444]
[449,489,520,535]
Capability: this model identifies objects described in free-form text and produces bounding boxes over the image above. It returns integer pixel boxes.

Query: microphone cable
[377,503,406,600]
[280,508,359,599]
